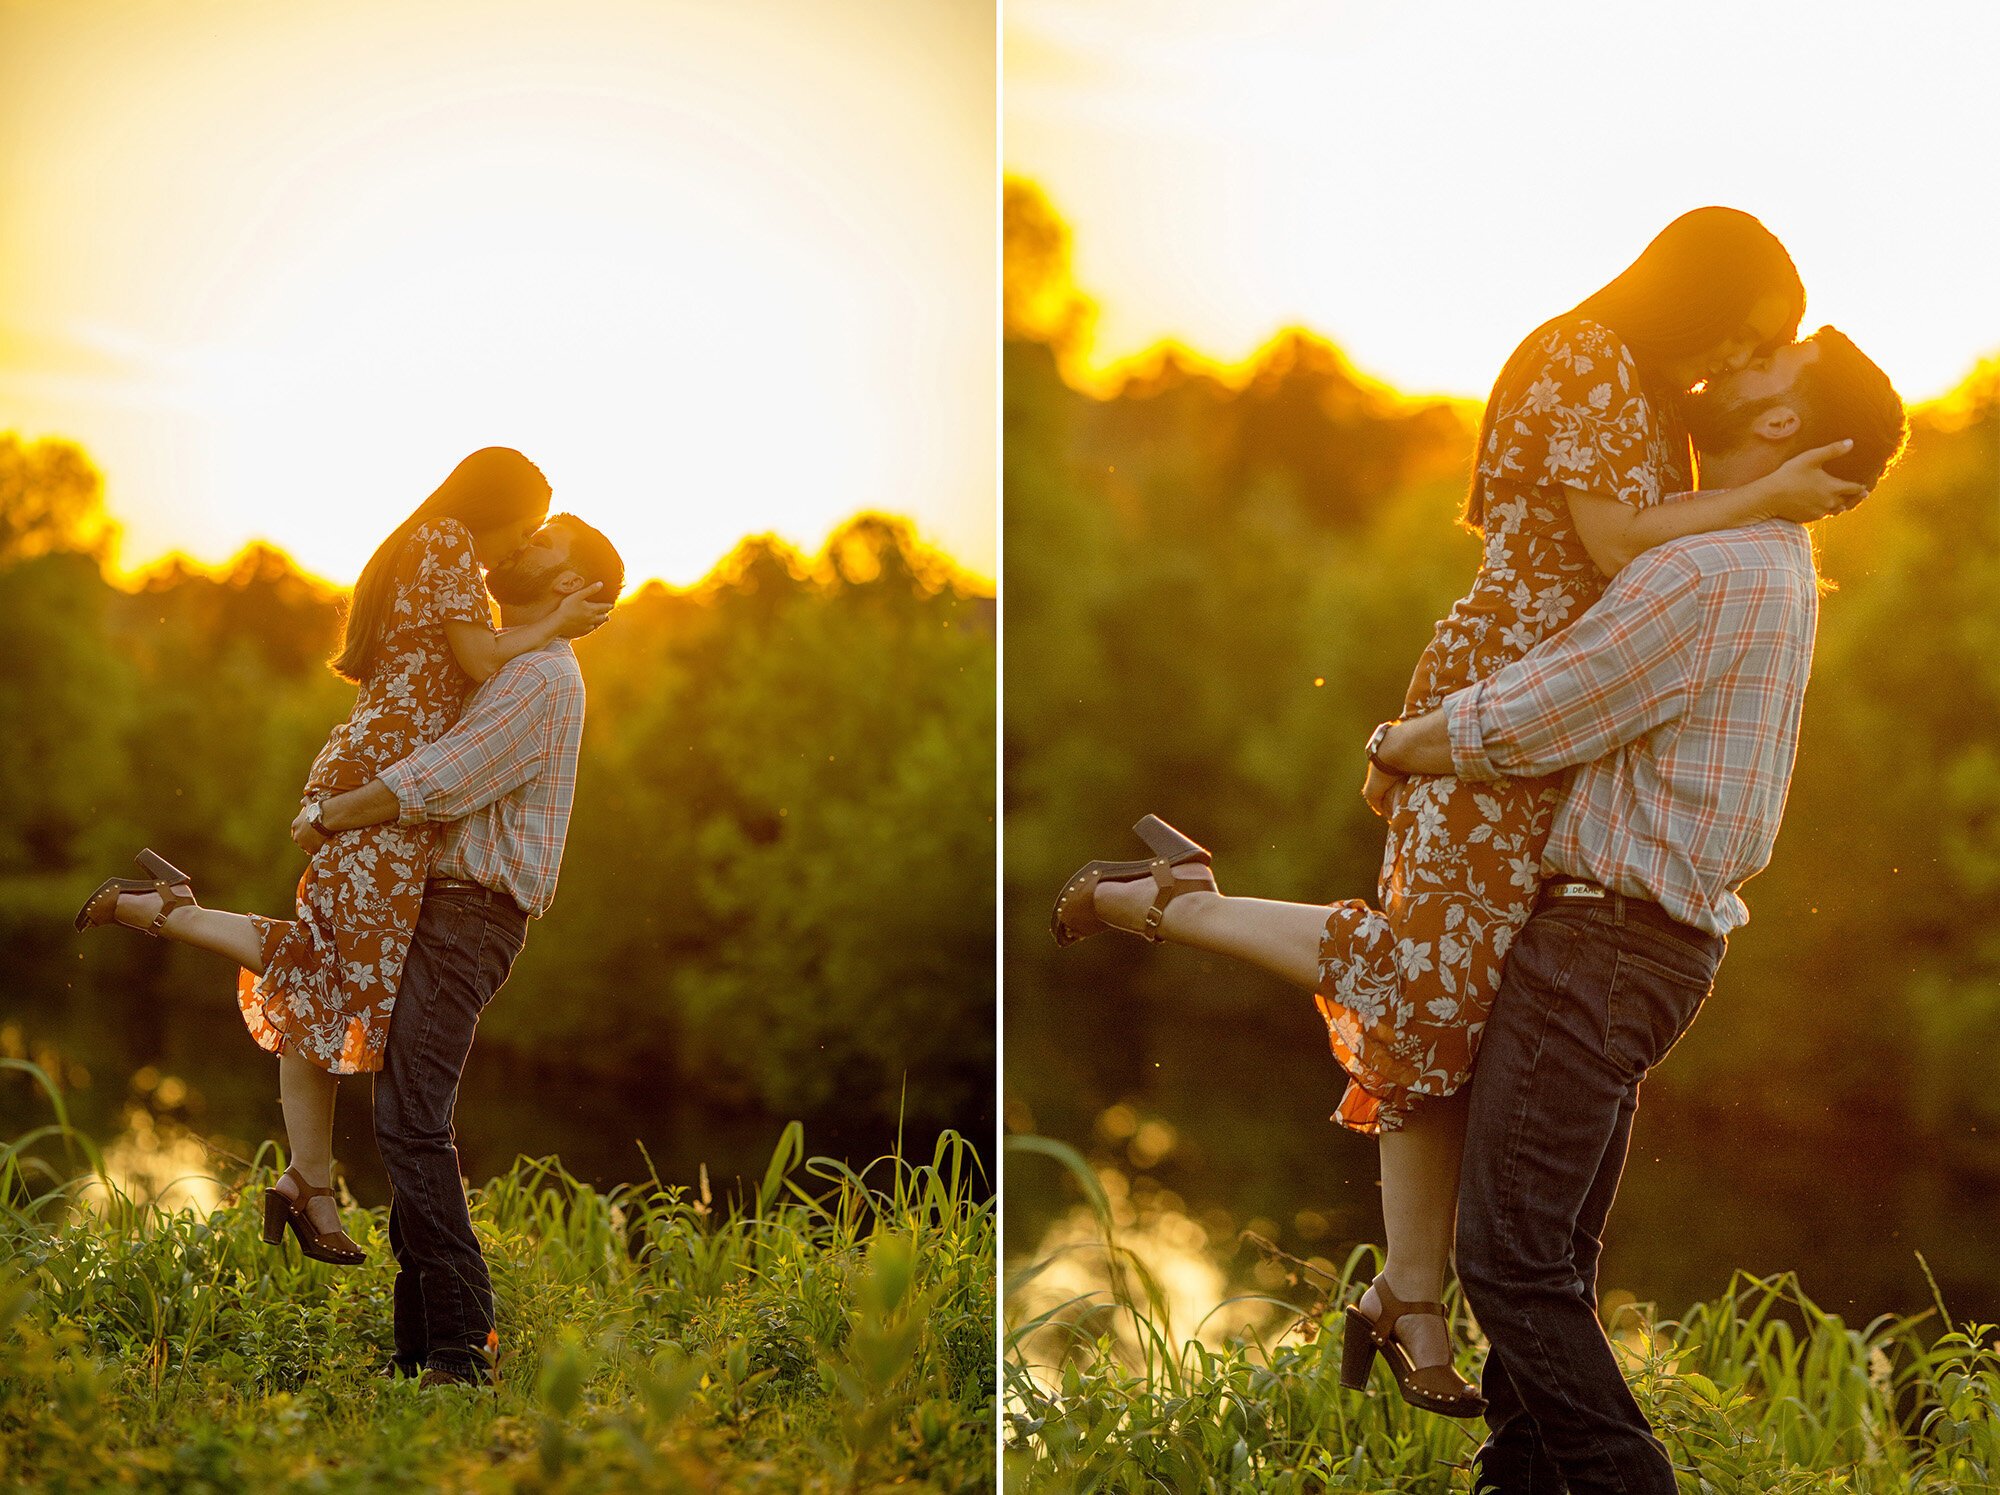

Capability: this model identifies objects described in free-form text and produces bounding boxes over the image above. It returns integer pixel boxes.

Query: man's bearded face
[485,527,570,604]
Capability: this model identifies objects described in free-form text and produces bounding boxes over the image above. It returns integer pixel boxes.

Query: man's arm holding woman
[1366,548,1705,805]
[291,661,565,852]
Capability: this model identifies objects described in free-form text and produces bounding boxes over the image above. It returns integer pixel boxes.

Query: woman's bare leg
[1095,865,1469,1369]
[1362,1091,1470,1367]
[112,888,270,972]
[1093,874,1328,989]
[276,1052,345,1233]
[111,888,347,1228]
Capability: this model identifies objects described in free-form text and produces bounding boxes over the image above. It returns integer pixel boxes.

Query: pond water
[1005,1007,2000,1344]
[2,953,954,1215]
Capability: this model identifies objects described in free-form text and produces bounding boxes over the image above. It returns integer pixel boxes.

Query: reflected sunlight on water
[1009,1103,1327,1395]
[76,1099,224,1219]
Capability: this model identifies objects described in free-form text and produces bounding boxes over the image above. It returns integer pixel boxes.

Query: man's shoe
[419,1363,489,1389]
[375,1358,423,1380]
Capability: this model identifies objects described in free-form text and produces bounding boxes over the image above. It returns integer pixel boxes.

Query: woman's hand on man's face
[1762,439,1867,522]
[553,582,614,639]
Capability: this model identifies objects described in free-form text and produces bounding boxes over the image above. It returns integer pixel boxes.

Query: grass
[0,1059,997,1493]
[1004,1135,2000,1493]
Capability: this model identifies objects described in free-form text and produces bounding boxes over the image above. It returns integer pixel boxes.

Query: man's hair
[548,513,626,602]
[1792,327,1909,488]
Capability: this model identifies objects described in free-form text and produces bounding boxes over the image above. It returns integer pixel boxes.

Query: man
[292,512,625,1388]
[1372,327,1907,1493]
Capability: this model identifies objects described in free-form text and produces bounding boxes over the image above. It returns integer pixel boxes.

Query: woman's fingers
[1797,437,1856,468]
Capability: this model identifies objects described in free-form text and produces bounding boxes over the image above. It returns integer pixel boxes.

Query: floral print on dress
[1315,316,1692,1134]
[237,518,493,1075]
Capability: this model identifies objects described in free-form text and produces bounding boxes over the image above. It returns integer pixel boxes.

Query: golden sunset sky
[0,0,994,587]
[1007,0,2000,405]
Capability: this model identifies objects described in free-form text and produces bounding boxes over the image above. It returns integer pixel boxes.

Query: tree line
[0,438,996,1148]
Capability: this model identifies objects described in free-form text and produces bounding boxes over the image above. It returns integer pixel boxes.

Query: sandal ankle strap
[146,879,194,936]
[1140,858,1212,943]
[1368,1274,1448,1333]
[281,1166,337,1202]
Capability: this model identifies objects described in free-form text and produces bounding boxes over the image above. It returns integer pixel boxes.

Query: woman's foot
[1093,863,1217,935]
[261,1166,366,1266]
[273,1168,345,1236]
[1050,815,1216,946]
[1341,1273,1485,1417]
[112,883,196,936]
[74,850,196,936]
[1357,1278,1450,1368]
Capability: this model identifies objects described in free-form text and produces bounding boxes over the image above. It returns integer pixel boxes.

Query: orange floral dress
[238,519,492,1075]
[1315,316,1693,1133]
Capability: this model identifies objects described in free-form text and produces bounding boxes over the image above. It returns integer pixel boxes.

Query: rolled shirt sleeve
[380,663,553,824]
[1442,548,1704,779]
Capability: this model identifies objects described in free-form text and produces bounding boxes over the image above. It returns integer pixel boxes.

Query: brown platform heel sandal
[262,1167,367,1267]
[1051,814,1216,948]
[74,849,196,935]
[1339,1274,1486,1418]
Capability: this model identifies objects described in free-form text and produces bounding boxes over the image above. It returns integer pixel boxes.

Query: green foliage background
[0,441,996,1164]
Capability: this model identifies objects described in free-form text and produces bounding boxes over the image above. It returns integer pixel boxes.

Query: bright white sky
[1007,0,2000,404]
[0,0,995,587]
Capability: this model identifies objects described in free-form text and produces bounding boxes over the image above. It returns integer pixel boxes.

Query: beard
[484,550,564,605]
[1682,383,1772,457]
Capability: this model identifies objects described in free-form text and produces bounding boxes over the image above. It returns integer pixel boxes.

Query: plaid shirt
[378,640,585,918]
[1443,521,1819,936]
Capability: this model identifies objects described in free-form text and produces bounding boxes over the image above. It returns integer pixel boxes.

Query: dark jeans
[1457,891,1725,1495]
[372,884,528,1378]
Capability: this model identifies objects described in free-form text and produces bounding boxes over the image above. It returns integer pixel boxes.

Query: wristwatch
[1365,720,1405,776]
[307,798,334,837]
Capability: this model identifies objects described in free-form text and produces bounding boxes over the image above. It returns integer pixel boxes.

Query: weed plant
[0,1060,997,1493]
[1004,1135,2000,1493]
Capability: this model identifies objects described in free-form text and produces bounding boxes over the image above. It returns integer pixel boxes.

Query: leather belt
[425,876,527,919]
[1537,877,1712,947]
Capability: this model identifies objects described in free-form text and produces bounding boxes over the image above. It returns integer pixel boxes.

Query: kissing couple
[1053,208,1909,1491]
[77,448,625,1388]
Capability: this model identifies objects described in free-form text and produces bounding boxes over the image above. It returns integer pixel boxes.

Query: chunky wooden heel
[134,849,191,886]
[1339,1304,1380,1390]
[1050,815,1216,947]
[1133,814,1206,862]
[261,1190,289,1246]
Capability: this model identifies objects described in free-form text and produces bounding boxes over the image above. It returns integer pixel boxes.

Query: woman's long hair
[329,447,551,683]
[1464,206,1805,528]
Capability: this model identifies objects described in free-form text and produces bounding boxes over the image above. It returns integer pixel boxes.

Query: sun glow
[1007,0,2000,408]
[0,0,994,588]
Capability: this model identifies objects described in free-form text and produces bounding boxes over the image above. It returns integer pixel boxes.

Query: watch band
[308,799,333,837]
[1365,719,1404,775]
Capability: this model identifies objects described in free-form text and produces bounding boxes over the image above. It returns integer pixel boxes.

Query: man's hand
[1378,711,1456,778]
[291,804,328,855]
[1362,760,1399,818]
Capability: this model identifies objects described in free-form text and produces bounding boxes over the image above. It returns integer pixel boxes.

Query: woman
[75,447,609,1265]
[1050,208,1866,1414]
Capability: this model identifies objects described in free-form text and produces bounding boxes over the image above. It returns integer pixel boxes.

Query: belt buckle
[1550,879,1607,901]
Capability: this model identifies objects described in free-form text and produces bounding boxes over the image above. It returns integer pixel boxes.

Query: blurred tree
[1004,178,1095,362]
[0,480,995,1144]
[0,434,114,563]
